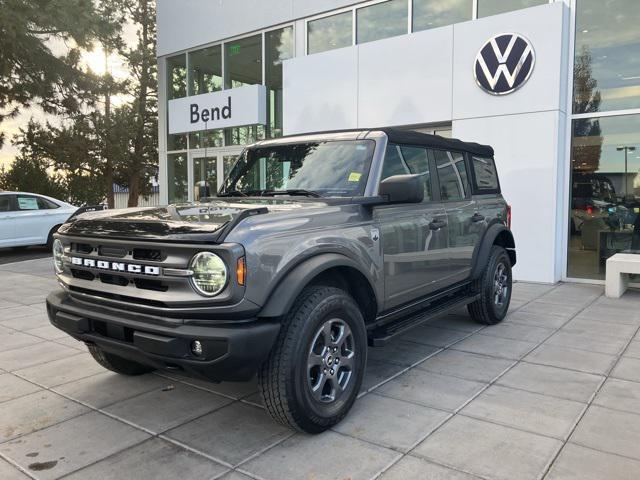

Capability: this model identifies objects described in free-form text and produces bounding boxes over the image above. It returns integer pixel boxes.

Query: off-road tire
[88,344,155,375]
[258,286,367,434]
[468,245,512,325]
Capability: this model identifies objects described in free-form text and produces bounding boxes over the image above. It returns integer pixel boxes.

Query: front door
[0,195,16,246]
[189,147,243,201]
[375,143,450,310]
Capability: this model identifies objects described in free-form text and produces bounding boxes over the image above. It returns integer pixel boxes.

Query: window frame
[15,194,46,211]
[306,9,355,55]
[468,154,502,195]
[165,22,295,154]
[429,148,473,202]
[355,0,410,45]
[380,142,438,203]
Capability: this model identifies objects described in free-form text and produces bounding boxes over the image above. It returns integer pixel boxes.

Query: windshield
[219,140,375,197]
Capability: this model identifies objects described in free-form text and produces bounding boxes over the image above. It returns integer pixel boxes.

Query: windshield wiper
[255,189,322,198]
[217,190,248,197]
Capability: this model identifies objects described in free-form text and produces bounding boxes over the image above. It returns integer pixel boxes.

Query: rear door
[469,154,505,230]
[374,143,449,310]
[12,194,61,245]
[0,195,17,246]
[432,149,483,282]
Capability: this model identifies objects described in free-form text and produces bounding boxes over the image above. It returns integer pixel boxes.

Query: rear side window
[36,197,60,209]
[16,196,40,210]
[471,156,500,193]
[433,150,468,201]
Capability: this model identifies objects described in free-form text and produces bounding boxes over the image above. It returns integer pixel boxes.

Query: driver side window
[381,144,410,180]
[381,144,432,201]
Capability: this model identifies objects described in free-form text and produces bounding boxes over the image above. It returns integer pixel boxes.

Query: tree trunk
[128,0,151,208]
[104,75,114,209]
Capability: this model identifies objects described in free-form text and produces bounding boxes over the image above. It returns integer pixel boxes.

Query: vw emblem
[474,33,535,96]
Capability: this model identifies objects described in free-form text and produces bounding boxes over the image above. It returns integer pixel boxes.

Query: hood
[58,198,330,242]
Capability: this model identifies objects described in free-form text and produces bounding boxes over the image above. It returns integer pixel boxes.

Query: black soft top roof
[380,128,494,157]
[270,127,494,157]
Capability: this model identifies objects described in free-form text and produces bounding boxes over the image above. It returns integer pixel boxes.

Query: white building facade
[156,0,640,285]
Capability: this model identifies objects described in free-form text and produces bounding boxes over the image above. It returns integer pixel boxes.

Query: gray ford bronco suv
[47,128,515,433]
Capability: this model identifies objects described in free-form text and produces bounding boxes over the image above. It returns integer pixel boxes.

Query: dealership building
[156,0,640,285]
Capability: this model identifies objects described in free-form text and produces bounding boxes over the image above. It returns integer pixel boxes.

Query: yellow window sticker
[348,172,362,182]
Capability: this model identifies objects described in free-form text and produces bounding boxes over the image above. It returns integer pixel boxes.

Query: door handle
[471,213,485,223]
[429,219,447,231]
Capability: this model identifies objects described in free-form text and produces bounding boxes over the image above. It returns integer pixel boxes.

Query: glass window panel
[167,134,187,151]
[266,27,294,138]
[477,0,546,18]
[357,0,408,44]
[193,156,217,201]
[412,0,472,32]
[167,153,188,204]
[574,0,640,113]
[568,114,640,280]
[188,130,224,149]
[0,195,13,212]
[167,54,187,100]
[307,11,353,55]
[400,146,433,200]
[433,150,466,200]
[382,144,410,180]
[471,156,499,191]
[224,34,262,89]
[188,46,222,96]
[223,155,239,178]
[225,125,265,146]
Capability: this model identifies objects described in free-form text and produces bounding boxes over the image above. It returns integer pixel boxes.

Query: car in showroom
[0,191,77,249]
[45,128,515,433]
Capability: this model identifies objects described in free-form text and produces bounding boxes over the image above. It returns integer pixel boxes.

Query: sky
[0,23,138,171]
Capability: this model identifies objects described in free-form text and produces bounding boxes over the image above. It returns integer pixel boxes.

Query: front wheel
[468,245,512,325]
[258,286,367,433]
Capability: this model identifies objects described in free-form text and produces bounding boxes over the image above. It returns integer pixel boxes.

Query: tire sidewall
[487,247,512,320]
[290,291,367,426]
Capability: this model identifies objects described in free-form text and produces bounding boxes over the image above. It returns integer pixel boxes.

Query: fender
[258,253,378,319]
[470,222,516,280]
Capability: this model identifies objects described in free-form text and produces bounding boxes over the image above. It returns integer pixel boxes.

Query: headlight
[53,239,64,274]
[189,252,228,296]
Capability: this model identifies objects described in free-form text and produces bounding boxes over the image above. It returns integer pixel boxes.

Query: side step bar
[368,293,480,347]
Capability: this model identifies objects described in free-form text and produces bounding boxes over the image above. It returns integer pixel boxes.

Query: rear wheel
[88,344,155,375]
[258,286,367,433]
[468,245,512,325]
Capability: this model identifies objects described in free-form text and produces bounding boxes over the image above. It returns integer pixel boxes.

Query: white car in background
[0,192,77,249]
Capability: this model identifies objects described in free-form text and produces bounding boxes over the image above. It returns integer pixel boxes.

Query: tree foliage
[1,0,158,208]
[0,0,124,147]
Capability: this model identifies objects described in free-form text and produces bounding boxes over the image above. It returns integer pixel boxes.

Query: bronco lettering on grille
[71,257,160,276]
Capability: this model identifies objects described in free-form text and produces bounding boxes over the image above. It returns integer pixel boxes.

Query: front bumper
[46,290,280,382]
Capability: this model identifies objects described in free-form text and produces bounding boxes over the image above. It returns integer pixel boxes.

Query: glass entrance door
[193,156,217,201]
[189,147,243,201]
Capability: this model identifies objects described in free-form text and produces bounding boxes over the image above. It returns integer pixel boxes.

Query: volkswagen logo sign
[474,33,535,96]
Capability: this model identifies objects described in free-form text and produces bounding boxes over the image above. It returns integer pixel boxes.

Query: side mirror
[378,174,424,203]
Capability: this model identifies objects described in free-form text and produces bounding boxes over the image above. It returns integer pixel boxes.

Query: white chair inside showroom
[605,253,640,298]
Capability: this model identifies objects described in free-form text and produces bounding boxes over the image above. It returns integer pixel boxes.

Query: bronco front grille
[58,235,238,310]
[59,236,203,307]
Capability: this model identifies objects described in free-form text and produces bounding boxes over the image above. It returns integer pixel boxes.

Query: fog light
[191,340,203,356]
